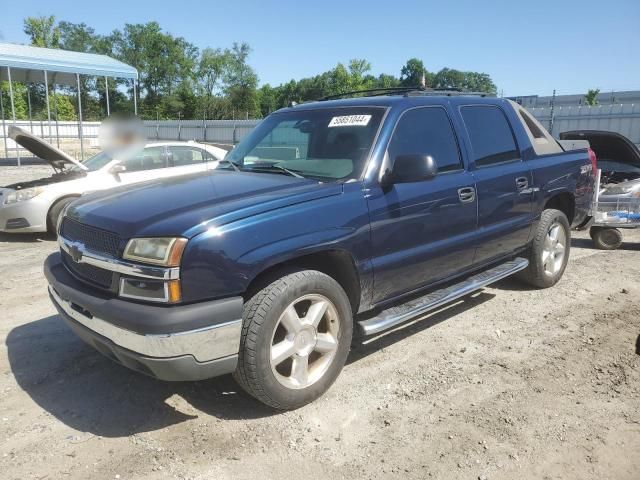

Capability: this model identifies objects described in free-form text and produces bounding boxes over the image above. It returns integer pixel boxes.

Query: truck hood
[66,170,343,238]
[8,125,87,171]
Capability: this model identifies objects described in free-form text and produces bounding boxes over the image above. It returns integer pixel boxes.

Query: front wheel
[233,269,353,409]
[47,196,77,235]
[518,209,571,288]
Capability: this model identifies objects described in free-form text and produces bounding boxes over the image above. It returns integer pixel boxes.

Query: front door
[367,106,478,305]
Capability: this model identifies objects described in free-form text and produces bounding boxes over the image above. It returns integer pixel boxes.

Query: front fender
[179,182,371,304]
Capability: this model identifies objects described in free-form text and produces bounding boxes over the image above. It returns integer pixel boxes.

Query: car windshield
[69,150,116,172]
[69,145,150,173]
[225,107,386,181]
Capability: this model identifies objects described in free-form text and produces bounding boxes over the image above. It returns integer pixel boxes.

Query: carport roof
[0,43,138,86]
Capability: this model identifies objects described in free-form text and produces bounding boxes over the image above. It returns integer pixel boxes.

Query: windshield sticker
[328,115,372,128]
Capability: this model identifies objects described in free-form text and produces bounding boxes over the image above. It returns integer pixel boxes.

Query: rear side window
[168,146,206,166]
[388,107,462,173]
[461,106,520,167]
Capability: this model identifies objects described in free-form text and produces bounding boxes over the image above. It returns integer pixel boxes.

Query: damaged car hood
[9,125,87,172]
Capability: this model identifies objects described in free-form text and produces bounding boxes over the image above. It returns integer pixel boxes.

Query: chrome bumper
[49,285,242,363]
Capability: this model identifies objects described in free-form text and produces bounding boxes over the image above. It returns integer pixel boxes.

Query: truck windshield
[226,107,386,181]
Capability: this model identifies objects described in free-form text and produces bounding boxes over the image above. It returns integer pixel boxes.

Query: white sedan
[0,126,228,234]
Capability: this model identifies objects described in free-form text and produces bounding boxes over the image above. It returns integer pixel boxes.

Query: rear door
[457,105,533,264]
[367,105,478,304]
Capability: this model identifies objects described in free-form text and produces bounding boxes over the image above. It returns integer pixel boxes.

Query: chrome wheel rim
[542,221,567,276]
[269,294,340,390]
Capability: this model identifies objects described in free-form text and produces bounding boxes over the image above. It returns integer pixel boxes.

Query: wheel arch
[46,194,80,232]
[244,249,362,314]
[544,192,575,224]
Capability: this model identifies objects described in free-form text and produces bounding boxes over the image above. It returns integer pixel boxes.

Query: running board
[358,257,529,336]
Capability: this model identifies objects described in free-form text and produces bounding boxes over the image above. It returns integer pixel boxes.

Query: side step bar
[358,257,529,336]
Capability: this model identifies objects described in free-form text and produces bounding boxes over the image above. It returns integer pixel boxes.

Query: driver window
[388,107,463,173]
[123,146,167,172]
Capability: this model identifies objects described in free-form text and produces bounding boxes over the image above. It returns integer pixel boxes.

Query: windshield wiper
[242,164,305,178]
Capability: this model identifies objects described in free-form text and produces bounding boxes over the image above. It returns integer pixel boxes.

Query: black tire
[233,269,353,410]
[590,227,623,250]
[518,209,571,288]
[47,196,77,235]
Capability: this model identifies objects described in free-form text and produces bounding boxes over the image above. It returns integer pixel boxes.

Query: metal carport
[0,43,138,165]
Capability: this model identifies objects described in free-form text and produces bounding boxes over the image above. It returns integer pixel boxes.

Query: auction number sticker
[328,115,372,127]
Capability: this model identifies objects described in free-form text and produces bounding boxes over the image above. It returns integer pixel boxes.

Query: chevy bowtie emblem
[68,241,85,263]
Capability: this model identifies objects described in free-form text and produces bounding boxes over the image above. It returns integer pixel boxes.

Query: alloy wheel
[269,294,340,389]
[542,221,567,276]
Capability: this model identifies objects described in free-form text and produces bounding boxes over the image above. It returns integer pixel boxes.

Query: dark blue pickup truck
[44,91,595,409]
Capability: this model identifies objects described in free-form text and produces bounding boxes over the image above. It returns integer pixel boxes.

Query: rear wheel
[47,197,77,235]
[518,209,570,288]
[590,227,623,250]
[233,269,353,409]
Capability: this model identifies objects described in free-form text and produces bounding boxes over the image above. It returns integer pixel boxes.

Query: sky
[1,0,639,97]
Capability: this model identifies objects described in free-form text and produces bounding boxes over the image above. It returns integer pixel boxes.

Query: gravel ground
[0,167,639,480]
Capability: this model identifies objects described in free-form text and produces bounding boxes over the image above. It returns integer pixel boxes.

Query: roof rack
[319,87,418,101]
[405,88,492,98]
[318,86,492,101]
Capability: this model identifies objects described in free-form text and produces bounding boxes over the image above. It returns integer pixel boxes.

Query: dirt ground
[0,167,639,480]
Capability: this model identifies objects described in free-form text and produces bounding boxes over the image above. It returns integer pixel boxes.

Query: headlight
[123,237,187,266]
[3,186,45,204]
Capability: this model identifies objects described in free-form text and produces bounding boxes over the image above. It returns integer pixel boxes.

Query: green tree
[224,42,259,118]
[0,81,28,119]
[585,89,600,106]
[374,73,400,89]
[23,15,60,48]
[432,68,465,89]
[400,58,426,87]
[111,22,198,117]
[197,47,231,118]
[460,71,497,94]
[257,84,278,117]
[50,93,77,120]
[432,68,496,94]
[58,21,105,119]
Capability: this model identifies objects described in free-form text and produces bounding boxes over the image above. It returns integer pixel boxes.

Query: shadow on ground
[7,292,496,437]
[571,236,640,251]
[6,315,275,438]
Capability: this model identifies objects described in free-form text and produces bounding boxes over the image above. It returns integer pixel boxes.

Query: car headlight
[3,186,45,204]
[123,237,187,266]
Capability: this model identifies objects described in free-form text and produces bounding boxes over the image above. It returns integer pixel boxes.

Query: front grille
[60,217,121,257]
[62,250,115,290]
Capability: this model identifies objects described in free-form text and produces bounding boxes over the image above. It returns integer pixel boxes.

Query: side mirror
[109,162,127,175]
[389,154,438,184]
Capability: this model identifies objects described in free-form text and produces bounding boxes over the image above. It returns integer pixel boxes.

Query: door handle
[515,177,529,190]
[458,187,476,203]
